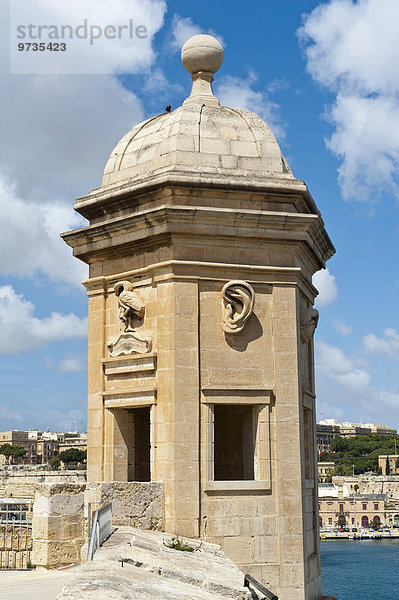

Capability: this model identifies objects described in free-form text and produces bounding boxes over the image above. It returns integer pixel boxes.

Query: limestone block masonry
[0,469,86,500]
[86,481,164,529]
[62,34,335,600]
[32,483,85,569]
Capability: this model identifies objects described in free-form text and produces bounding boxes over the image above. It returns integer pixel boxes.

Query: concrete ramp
[56,527,253,600]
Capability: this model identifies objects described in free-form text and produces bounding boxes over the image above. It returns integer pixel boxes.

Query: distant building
[316,419,397,454]
[379,454,399,475]
[318,483,399,529]
[317,461,335,482]
[0,430,87,465]
[316,422,340,454]
[0,431,31,465]
[58,432,87,454]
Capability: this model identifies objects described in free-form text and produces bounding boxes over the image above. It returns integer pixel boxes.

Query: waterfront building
[319,483,386,529]
[319,482,399,529]
[332,474,399,503]
[62,33,335,599]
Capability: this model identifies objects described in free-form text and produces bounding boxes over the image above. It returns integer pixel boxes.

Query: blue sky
[1,0,399,432]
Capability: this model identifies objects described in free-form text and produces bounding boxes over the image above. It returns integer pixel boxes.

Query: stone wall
[86,481,164,530]
[0,469,86,500]
[333,475,399,499]
[32,483,86,569]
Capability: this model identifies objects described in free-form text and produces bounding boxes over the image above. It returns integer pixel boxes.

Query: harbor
[320,527,399,540]
[321,539,399,600]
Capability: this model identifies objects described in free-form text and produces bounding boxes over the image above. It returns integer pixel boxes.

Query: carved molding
[300,307,319,344]
[107,332,152,357]
[222,280,255,334]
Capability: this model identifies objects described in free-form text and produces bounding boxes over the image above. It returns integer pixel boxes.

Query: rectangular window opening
[214,404,255,481]
[127,406,151,482]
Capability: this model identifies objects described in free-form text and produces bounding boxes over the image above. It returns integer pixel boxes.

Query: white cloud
[11,0,166,76]
[56,409,87,433]
[0,1,167,287]
[169,14,224,52]
[316,340,370,391]
[333,319,353,336]
[0,176,87,286]
[325,94,399,201]
[299,0,399,202]
[364,328,399,360]
[0,62,145,207]
[0,285,87,354]
[46,354,85,372]
[266,78,290,94]
[215,71,286,140]
[313,268,338,307]
[0,404,86,432]
[316,339,399,423]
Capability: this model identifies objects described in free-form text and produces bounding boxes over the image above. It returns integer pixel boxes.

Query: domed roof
[102,34,294,190]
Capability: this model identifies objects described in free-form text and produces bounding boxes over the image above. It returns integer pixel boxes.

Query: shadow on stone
[224,313,263,352]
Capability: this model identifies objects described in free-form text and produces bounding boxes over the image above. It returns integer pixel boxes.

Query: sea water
[321,539,399,600]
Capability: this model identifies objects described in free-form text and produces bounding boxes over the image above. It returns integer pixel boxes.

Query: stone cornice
[73,168,320,220]
[62,204,335,267]
[81,259,318,302]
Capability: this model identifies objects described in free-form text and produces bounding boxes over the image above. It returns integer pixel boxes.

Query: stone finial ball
[181,34,224,75]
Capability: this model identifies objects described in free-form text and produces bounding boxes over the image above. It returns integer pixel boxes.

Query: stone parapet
[0,469,86,500]
[32,483,86,569]
[86,481,164,530]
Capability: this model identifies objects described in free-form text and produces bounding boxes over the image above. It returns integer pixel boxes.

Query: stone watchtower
[63,35,334,600]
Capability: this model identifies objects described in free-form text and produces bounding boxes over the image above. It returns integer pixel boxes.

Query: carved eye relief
[222,280,255,334]
[300,307,319,344]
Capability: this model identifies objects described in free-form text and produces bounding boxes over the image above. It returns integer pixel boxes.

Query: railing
[244,574,278,600]
[87,502,112,561]
[0,500,33,569]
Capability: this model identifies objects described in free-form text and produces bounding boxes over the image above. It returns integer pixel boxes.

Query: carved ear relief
[222,280,255,334]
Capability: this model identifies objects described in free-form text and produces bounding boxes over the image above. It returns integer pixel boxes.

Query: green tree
[337,515,347,528]
[354,484,359,493]
[49,456,61,470]
[58,448,87,466]
[334,463,352,477]
[370,516,381,530]
[330,437,350,453]
[325,468,334,483]
[327,434,399,476]
[0,444,27,465]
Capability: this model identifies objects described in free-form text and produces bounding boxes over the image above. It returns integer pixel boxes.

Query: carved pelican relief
[114,280,145,332]
[222,280,255,334]
[107,281,151,357]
